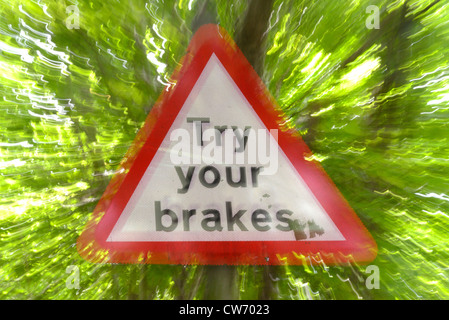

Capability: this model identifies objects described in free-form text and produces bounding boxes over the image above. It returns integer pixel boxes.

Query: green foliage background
[1,0,448,299]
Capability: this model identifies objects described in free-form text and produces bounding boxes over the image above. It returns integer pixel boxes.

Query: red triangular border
[77,24,377,265]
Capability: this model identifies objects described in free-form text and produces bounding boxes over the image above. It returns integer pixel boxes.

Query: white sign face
[107,54,345,243]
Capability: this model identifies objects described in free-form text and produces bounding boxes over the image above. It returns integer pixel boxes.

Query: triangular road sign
[77,24,377,265]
